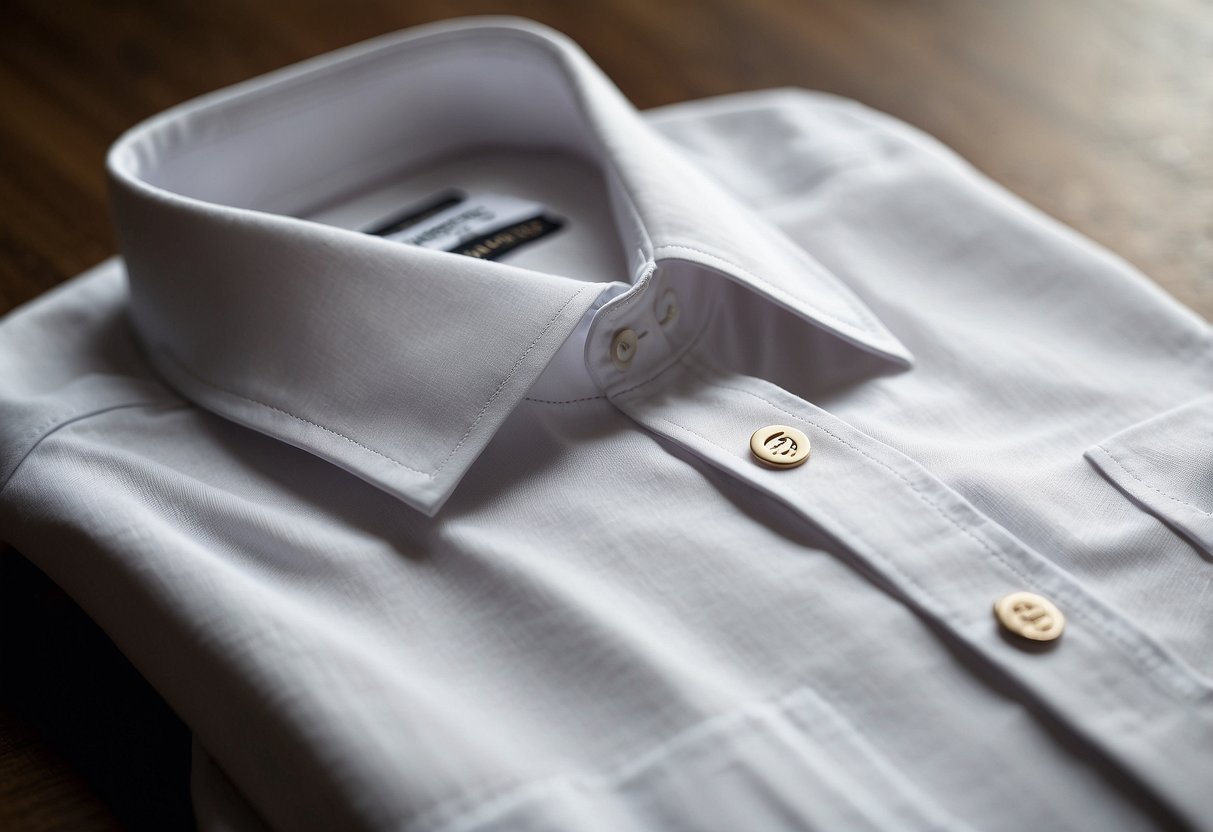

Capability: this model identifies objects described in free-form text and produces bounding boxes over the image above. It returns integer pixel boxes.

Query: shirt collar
[106,17,912,516]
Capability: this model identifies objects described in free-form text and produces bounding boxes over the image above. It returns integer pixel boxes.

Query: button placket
[603,349,1213,823]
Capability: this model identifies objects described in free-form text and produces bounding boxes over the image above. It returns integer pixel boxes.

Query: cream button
[994,591,1065,641]
[655,289,679,326]
[749,425,811,468]
[610,328,638,369]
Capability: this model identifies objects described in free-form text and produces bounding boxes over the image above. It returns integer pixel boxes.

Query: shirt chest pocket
[1084,394,1213,557]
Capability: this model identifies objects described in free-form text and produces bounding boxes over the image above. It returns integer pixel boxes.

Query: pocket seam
[1095,442,1212,517]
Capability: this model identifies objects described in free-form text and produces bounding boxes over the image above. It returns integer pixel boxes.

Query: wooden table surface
[1,1,1209,829]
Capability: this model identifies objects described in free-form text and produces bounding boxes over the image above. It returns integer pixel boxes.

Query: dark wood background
[1,1,1209,829]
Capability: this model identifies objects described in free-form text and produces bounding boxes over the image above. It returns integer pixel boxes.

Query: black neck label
[365,191,563,260]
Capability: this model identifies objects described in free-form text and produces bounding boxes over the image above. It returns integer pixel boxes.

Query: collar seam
[429,283,598,476]
[154,350,433,476]
[150,282,596,481]
[524,394,608,405]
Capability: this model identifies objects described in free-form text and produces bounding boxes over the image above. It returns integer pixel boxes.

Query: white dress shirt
[2,16,1212,832]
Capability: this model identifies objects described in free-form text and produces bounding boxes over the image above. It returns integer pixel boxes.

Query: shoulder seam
[1,399,184,498]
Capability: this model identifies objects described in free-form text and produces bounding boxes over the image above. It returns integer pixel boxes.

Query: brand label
[366,191,563,260]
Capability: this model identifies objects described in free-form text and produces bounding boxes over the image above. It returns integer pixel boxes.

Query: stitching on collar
[153,353,431,476]
[430,283,597,476]
[151,283,595,481]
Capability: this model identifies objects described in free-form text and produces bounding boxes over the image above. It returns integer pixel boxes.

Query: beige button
[610,328,638,369]
[994,591,1065,641]
[655,289,679,326]
[749,425,811,468]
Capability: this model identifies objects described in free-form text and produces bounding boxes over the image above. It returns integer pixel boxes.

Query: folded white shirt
[2,16,1212,832]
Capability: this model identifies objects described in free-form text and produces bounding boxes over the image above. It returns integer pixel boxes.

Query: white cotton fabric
[2,16,1212,832]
